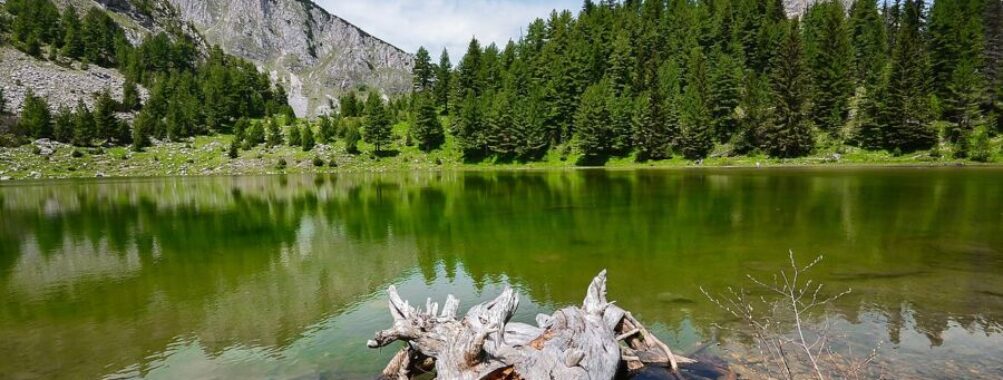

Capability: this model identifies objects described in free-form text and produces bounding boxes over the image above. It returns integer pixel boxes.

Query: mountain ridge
[163,0,414,117]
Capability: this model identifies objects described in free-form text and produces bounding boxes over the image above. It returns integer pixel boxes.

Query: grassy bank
[2,122,1002,181]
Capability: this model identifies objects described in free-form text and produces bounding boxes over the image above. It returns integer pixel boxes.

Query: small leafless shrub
[702,251,880,380]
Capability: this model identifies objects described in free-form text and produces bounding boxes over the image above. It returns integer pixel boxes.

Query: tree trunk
[367,271,734,380]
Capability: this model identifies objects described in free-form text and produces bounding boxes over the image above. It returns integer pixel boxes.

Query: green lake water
[1,168,1002,379]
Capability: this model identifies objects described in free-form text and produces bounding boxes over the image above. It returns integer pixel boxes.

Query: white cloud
[315,0,580,62]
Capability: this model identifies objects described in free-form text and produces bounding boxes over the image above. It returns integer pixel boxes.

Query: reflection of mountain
[0,176,420,379]
[1,169,1003,378]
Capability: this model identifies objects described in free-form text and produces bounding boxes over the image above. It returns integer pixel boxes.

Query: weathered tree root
[368,271,734,380]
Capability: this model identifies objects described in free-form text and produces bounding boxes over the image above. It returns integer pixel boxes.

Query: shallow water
[1,168,1002,379]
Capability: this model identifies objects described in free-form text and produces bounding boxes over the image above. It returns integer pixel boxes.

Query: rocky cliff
[163,0,414,117]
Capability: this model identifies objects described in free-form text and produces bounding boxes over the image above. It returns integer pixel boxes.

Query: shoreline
[2,134,1001,182]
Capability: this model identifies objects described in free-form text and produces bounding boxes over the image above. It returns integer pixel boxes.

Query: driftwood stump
[368,271,733,380]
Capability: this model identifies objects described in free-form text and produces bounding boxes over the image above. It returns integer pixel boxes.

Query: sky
[316,0,582,62]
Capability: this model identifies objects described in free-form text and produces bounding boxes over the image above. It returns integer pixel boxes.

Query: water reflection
[0,169,1002,379]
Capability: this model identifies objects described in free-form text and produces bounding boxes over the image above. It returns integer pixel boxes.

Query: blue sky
[316,0,581,61]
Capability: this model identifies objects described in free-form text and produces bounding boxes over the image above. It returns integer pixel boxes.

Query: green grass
[2,122,1002,180]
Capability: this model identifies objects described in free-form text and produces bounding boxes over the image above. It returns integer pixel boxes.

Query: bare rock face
[164,0,414,117]
[0,48,141,114]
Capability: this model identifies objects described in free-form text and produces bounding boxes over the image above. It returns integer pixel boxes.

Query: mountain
[163,0,414,117]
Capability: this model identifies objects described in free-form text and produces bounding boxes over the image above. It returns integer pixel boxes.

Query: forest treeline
[409,0,1003,163]
[2,0,1002,166]
[0,0,293,149]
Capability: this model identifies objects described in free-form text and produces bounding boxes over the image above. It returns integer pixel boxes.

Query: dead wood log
[368,270,732,380]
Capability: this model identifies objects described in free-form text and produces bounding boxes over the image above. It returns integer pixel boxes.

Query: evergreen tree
[735,71,774,153]
[72,101,95,146]
[454,90,487,158]
[413,47,435,93]
[301,126,315,151]
[131,108,154,151]
[18,90,52,139]
[287,123,302,146]
[339,92,362,117]
[804,0,854,134]
[121,78,141,111]
[93,90,119,141]
[61,6,84,59]
[317,116,335,144]
[607,91,634,155]
[411,93,445,151]
[53,106,74,143]
[849,0,889,87]
[266,118,283,146]
[228,137,239,158]
[929,0,985,102]
[633,90,670,160]
[486,90,519,157]
[880,0,937,152]
[81,8,122,66]
[708,48,743,142]
[575,79,614,160]
[233,117,249,144]
[434,49,452,112]
[678,48,714,160]
[363,92,393,154]
[944,61,987,144]
[244,120,265,149]
[765,20,814,158]
[344,122,361,154]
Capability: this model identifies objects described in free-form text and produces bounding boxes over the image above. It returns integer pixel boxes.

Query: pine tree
[301,126,315,151]
[245,120,265,149]
[61,6,84,59]
[678,48,714,160]
[765,20,814,158]
[632,90,670,160]
[93,90,120,142]
[929,0,985,102]
[18,90,52,139]
[132,108,155,151]
[849,0,889,87]
[122,78,141,111]
[233,117,249,145]
[363,92,393,154]
[575,79,614,160]
[53,106,74,143]
[803,0,854,134]
[880,0,937,152]
[266,118,283,146]
[411,93,444,152]
[486,90,519,157]
[607,31,635,94]
[735,71,774,153]
[708,48,743,142]
[413,47,435,93]
[317,116,335,144]
[454,90,487,158]
[339,92,360,117]
[944,61,987,145]
[434,49,452,112]
[228,137,239,158]
[287,123,302,146]
[607,91,634,155]
[72,101,95,146]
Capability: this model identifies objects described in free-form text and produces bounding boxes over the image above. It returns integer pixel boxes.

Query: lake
[1,168,1002,379]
